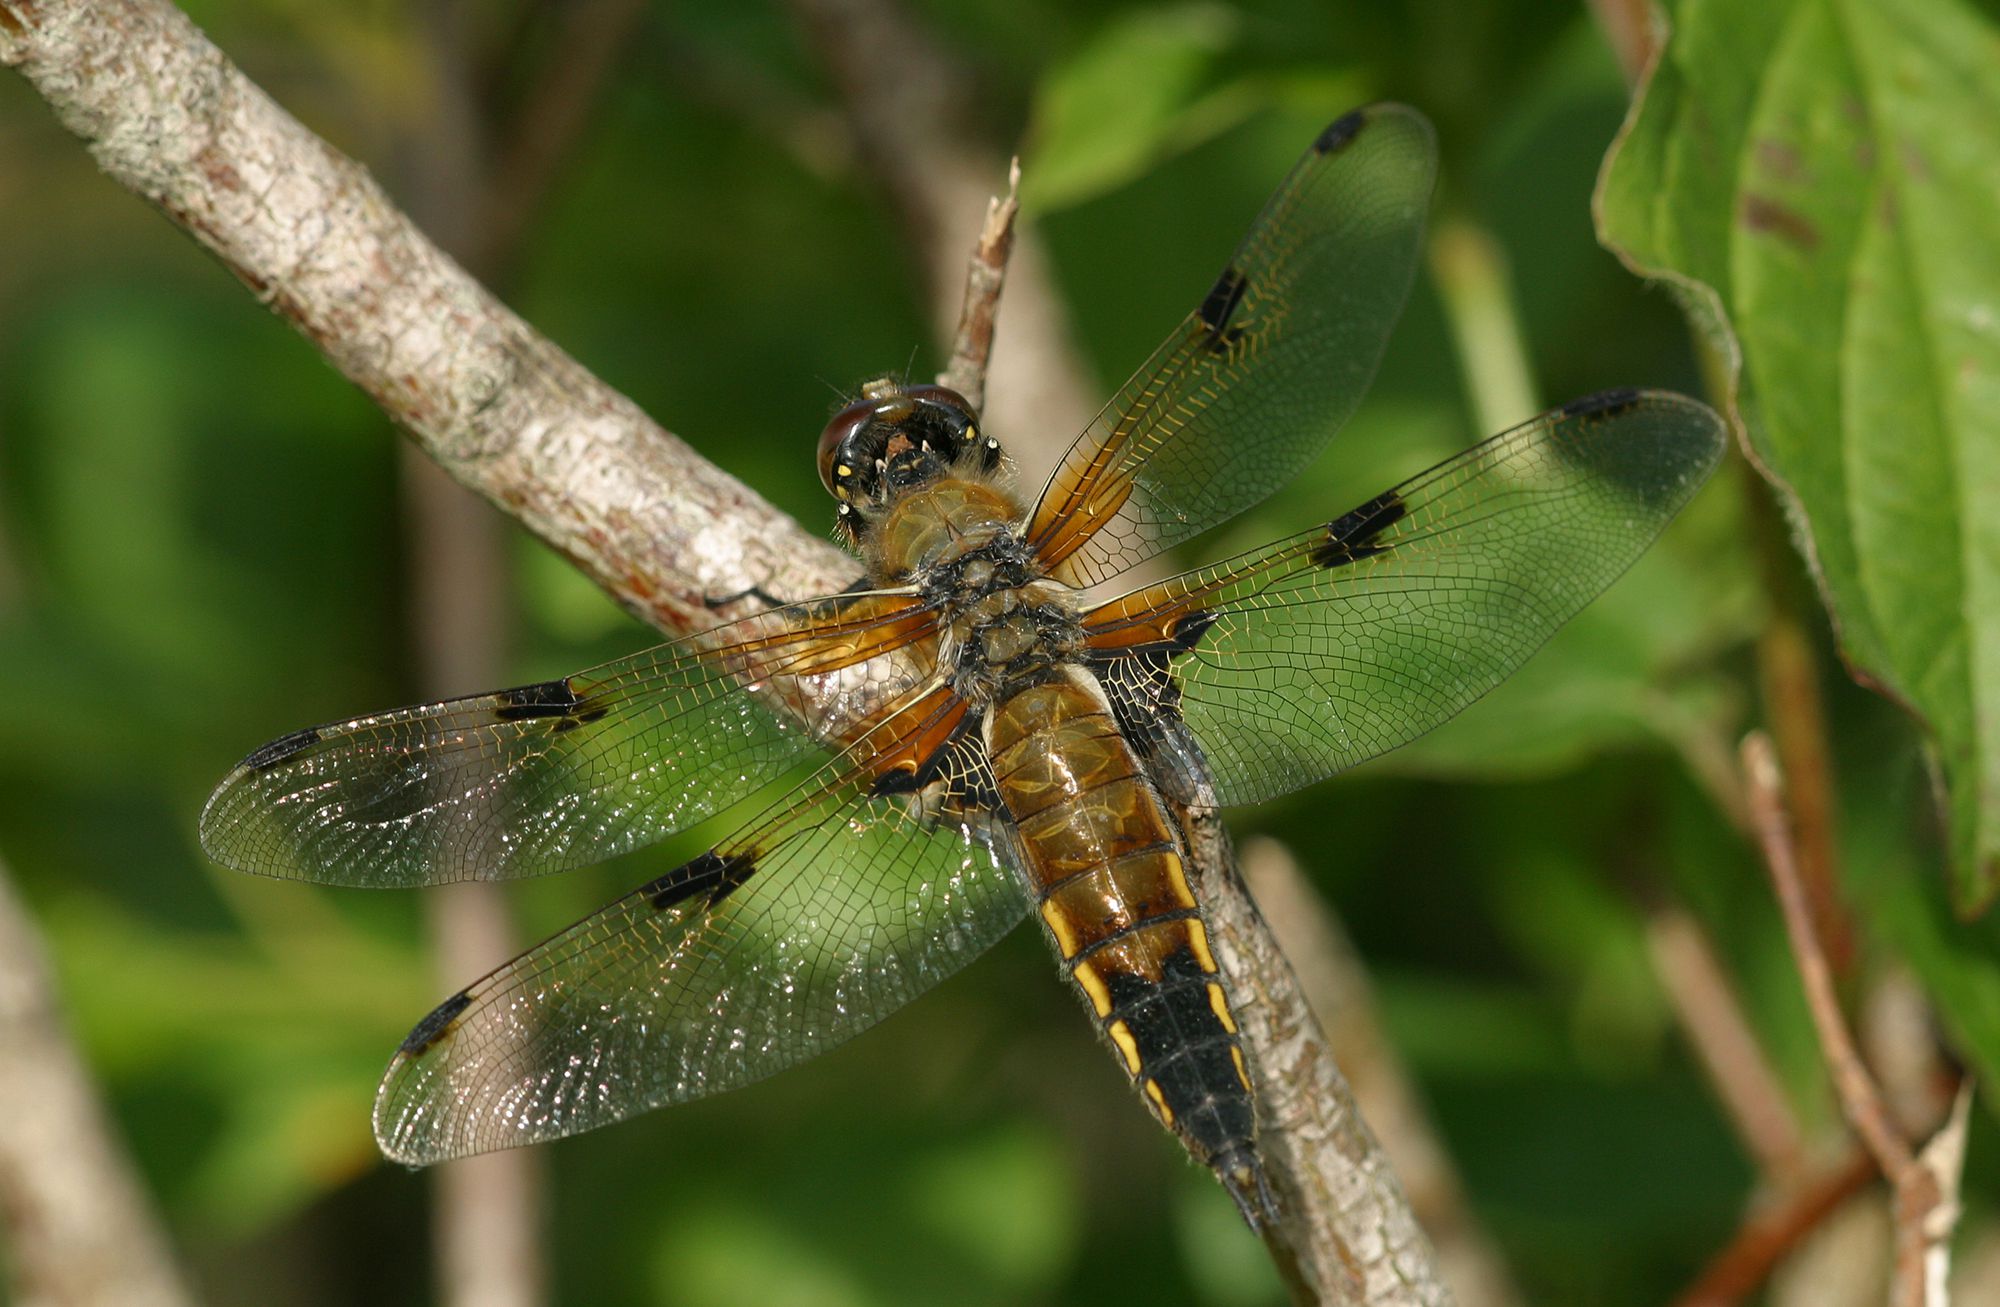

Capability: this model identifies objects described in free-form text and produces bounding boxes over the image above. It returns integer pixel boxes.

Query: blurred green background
[1,1,1991,1304]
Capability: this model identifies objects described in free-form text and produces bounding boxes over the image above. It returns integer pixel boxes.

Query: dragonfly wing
[374,683,1031,1163]
[1082,392,1729,805]
[200,591,937,886]
[1024,104,1437,588]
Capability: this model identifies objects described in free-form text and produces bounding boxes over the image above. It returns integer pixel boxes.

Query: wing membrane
[374,684,1029,1164]
[1083,392,1728,805]
[1025,104,1437,588]
[200,592,937,887]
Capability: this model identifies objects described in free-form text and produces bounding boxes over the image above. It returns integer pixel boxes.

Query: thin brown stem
[1744,733,1908,1176]
[787,0,1100,484]
[936,157,1020,415]
[1742,733,1966,1306]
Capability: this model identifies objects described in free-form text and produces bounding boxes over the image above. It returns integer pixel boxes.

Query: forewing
[1024,104,1436,589]
[1083,392,1728,805]
[200,592,937,887]
[374,685,1029,1164]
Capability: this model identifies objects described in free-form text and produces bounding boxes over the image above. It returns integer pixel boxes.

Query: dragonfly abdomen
[985,672,1265,1219]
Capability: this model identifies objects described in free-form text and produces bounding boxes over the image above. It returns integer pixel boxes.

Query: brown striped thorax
[202,103,1728,1239]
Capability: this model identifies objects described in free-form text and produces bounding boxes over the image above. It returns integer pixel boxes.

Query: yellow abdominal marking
[1074,963,1113,1017]
[1231,1045,1252,1092]
[1038,900,1081,958]
[1207,983,1237,1033]
[1107,1020,1143,1075]
[1187,919,1218,974]
[1163,852,1195,907]
[1144,1078,1174,1124]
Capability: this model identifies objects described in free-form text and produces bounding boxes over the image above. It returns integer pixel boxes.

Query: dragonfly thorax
[918,533,1085,705]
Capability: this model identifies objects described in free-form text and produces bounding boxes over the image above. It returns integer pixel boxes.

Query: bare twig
[1645,905,1807,1183]
[1744,736,1908,1175]
[1742,733,1968,1306]
[0,857,197,1307]
[936,157,1020,414]
[1181,810,1452,1305]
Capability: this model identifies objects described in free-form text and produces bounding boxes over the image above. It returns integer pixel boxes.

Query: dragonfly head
[818,379,1000,542]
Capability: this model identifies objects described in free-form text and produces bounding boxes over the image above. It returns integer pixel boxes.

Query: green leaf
[1022,5,1247,213]
[1598,0,2000,908]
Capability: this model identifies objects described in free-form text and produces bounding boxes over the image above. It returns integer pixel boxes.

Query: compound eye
[816,399,877,497]
[902,384,975,421]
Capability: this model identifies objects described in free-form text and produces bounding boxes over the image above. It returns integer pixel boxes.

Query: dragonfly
[200,103,1725,1227]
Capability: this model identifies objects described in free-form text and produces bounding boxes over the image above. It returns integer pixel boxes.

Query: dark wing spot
[493,679,580,720]
[244,727,322,772]
[645,849,759,911]
[492,678,606,731]
[399,990,472,1056]
[1313,108,1366,155]
[1559,388,1642,420]
[1197,266,1249,351]
[1309,488,1409,568]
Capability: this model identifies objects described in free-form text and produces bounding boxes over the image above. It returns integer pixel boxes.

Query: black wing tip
[1312,102,1436,156]
[1313,109,1367,155]
[398,990,472,1056]
[242,726,322,772]
[1553,388,1729,458]
[1559,387,1647,420]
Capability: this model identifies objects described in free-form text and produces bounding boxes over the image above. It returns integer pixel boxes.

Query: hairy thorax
[868,476,1085,707]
